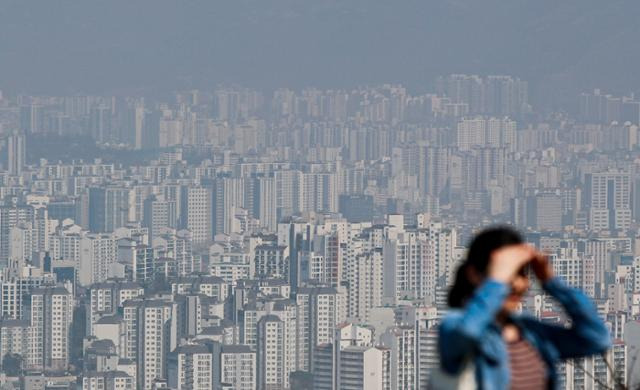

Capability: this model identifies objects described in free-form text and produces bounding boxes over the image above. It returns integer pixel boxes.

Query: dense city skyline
[0,74,639,389]
[1,2,640,390]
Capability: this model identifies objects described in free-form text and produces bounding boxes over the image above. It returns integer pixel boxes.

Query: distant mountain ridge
[0,0,638,109]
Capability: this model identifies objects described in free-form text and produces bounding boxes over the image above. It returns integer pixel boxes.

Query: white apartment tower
[337,346,391,390]
[82,371,135,390]
[26,286,74,372]
[79,233,117,286]
[1,273,55,320]
[381,326,417,390]
[218,344,257,390]
[6,132,26,175]
[558,342,627,389]
[257,315,287,390]
[383,229,434,304]
[88,280,144,336]
[295,287,347,371]
[312,323,376,390]
[121,300,142,361]
[344,248,383,322]
[0,319,30,369]
[586,171,632,231]
[142,194,176,240]
[181,186,211,244]
[168,344,213,390]
[136,300,176,390]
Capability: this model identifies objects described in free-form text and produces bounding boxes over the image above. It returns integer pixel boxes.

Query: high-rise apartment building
[337,346,391,390]
[312,323,375,390]
[526,191,563,232]
[20,104,42,133]
[257,315,287,390]
[136,300,176,390]
[82,371,136,390]
[90,105,113,143]
[0,199,34,265]
[0,319,30,368]
[437,74,528,117]
[381,325,417,390]
[126,104,145,150]
[585,171,632,231]
[254,244,289,280]
[208,176,245,236]
[88,186,135,233]
[296,286,346,372]
[417,144,451,199]
[88,280,144,337]
[26,286,74,372]
[143,194,177,241]
[217,344,257,390]
[301,172,338,214]
[344,248,383,322]
[551,247,596,298]
[274,170,303,220]
[168,343,213,390]
[5,132,26,175]
[557,342,627,389]
[1,273,55,320]
[383,229,433,304]
[180,186,211,244]
[79,233,117,286]
[153,230,197,277]
[456,117,515,153]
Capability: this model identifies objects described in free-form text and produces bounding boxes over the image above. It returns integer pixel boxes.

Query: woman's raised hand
[530,250,554,283]
[488,244,535,283]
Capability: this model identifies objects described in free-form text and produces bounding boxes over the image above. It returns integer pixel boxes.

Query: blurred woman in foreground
[438,227,610,389]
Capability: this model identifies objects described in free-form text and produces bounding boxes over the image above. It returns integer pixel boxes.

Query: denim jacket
[438,277,611,389]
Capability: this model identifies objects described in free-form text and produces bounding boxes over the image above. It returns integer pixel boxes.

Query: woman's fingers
[531,250,554,282]
[489,244,535,283]
[489,245,553,284]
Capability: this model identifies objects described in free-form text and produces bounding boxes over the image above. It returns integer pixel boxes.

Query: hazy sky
[1,0,639,106]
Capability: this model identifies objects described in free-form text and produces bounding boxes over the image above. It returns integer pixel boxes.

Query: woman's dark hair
[448,226,524,308]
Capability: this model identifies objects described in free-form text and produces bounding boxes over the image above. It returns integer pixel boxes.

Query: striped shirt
[508,339,548,389]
